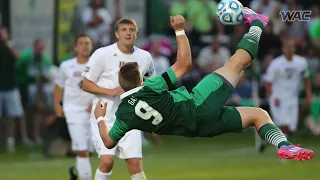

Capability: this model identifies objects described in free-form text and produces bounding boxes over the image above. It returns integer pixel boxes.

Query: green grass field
[0,130,319,180]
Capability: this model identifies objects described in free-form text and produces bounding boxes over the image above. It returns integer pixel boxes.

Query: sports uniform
[57,58,95,151]
[109,68,242,141]
[82,43,156,158]
[265,55,309,132]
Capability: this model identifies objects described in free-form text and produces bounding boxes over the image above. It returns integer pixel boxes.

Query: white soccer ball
[216,0,244,25]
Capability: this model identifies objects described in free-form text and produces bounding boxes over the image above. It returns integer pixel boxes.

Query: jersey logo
[119,61,126,68]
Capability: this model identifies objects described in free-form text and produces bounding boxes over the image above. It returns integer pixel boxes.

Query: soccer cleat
[69,166,78,180]
[242,7,269,27]
[277,144,314,161]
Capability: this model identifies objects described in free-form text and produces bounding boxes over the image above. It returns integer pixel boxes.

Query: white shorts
[269,98,298,132]
[91,118,143,159]
[0,89,24,117]
[65,112,93,151]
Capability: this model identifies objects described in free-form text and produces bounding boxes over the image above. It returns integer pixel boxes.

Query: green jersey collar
[120,86,143,100]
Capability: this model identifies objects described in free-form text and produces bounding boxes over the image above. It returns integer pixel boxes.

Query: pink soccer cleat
[242,7,269,27]
[277,144,314,161]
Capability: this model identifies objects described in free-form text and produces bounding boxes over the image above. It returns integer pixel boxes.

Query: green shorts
[190,73,243,137]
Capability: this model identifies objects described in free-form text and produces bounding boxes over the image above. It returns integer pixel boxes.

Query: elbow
[103,140,116,149]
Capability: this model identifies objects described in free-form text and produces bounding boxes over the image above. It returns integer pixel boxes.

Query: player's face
[115,23,138,47]
[282,41,295,57]
[75,36,93,57]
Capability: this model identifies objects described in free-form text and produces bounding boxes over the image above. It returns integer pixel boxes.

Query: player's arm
[94,100,128,149]
[82,50,123,96]
[264,62,276,98]
[53,63,66,117]
[302,62,312,108]
[170,15,192,81]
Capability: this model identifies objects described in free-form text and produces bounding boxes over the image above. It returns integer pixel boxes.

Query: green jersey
[109,68,243,142]
[110,68,197,141]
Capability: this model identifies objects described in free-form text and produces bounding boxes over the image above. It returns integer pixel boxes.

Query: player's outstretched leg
[215,7,268,87]
[239,107,314,161]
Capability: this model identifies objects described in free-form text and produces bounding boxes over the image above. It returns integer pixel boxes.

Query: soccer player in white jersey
[82,18,156,180]
[54,35,95,180]
[258,40,312,152]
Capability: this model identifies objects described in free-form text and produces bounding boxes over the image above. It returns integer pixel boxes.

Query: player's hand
[170,15,185,31]
[94,100,108,119]
[107,86,124,96]
[54,103,64,118]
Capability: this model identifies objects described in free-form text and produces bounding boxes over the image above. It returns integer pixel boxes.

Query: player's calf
[238,107,314,161]
[75,150,92,180]
[126,158,146,180]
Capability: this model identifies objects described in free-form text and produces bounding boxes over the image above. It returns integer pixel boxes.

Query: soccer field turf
[0,130,319,180]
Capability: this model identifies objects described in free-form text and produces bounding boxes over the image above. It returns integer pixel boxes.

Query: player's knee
[126,158,143,175]
[77,150,90,157]
[255,108,272,124]
[99,155,114,173]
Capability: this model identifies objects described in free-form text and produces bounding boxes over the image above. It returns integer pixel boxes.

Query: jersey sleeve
[109,118,130,142]
[264,62,277,83]
[143,67,178,93]
[56,62,67,88]
[143,53,156,80]
[82,50,105,83]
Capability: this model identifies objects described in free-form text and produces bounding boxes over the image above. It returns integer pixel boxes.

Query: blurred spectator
[0,27,31,152]
[249,0,277,17]
[150,40,171,75]
[306,48,320,76]
[181,62,202,92]
[257,22,282,60]
[197,38,230,75]
[229,72,253,105]
[16,39,53,145]
[309,6,320,54]
[82,0,112,48]
[227,24,247,54]
[269,1,287,35]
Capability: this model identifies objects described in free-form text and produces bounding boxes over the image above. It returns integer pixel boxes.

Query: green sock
[237,20,264,60]
[258,123,292,149]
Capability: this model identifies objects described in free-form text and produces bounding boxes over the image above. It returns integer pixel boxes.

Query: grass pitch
[0,130,319,180]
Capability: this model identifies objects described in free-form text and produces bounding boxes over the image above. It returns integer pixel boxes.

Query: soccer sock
[258,124,292,149]
[94,168,111,180]
[237,20,264,60]
[76,156,92,180]
[7,137,15,152]
[131,172,147,180]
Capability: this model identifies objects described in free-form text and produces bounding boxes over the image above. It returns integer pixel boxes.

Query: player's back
[116,72,198,137]
[266,55,309,100]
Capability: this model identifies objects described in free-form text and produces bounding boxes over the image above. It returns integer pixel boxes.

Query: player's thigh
[90,119,117,157]
[66,123,91,151]
[3,89,24,117]
[117,130,143,159]
[191,73,234,108]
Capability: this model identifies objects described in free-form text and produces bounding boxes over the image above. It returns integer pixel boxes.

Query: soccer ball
[216,0,244,25]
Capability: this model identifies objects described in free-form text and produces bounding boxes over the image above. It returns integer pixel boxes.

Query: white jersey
[82,43,156,124]
[57,58,95,116]
[264,55,309,101]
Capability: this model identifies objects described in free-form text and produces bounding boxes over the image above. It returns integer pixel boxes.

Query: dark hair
[118,62,141,91]
[33,38,43,47]
[89,0,105,8]
[74,34,91,44]
[114,18,138,32]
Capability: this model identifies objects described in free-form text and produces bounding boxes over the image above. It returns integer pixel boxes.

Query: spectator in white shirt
[150,40,171,75]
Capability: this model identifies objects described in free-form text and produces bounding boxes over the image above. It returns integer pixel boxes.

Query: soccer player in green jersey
[94,9,314,161]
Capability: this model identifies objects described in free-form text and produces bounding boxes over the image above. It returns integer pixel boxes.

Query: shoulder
[270,56,283,66]
[294,55,307,64]
[92,44,117,59]
[135,47,152,59]
[60,58,76,68]
[20,49,32,58]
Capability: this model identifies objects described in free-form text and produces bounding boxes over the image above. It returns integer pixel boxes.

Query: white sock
[94,168,111,180]
[131,172,147,180]
[76,156,92,180]
[7,137,15,152]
